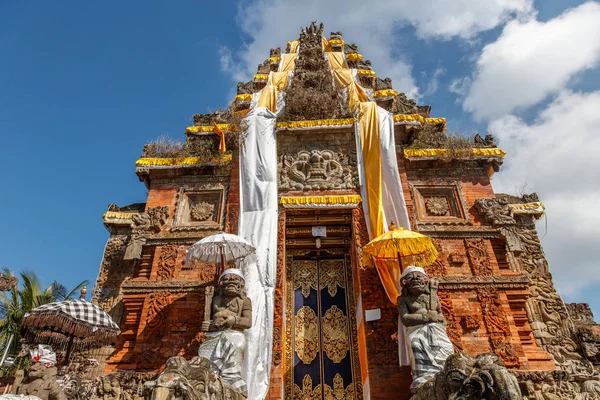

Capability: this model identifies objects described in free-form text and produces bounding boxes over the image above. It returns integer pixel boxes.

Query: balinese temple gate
[93,22,600,400]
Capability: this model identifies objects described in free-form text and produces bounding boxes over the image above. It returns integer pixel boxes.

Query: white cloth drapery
[238,107,279,400]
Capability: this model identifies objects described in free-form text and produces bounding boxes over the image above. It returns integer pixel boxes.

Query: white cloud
[492,90,600,297]
[424,67,446,96]
[222,0,533,98]
[462,1,600,119]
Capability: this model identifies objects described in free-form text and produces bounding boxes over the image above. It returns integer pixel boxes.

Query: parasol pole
[220,244,225,276]
[64,334,75,366]
[397,252,404,273]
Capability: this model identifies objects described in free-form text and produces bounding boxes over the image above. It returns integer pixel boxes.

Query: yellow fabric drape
[279,54,297,73]
[332,69,368,113]
[321,36,331,52]
[280,195,362,206]
[326,52,346,70]
[375,259,402,304]
[270,72,290,91]
[403,148,506,158]
[186,124,235,134]
[357,102,400,302]
[256,84,279,113]
[287,40,299,53]
[135,154,232,166]
[358,102,385,237]
[276,118,355,130]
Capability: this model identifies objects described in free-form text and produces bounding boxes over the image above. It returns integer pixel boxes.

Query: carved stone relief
[189,201,214,222]
[475,197,595,376]
[438,291,464,352]
[477,288,520,367]
[465,238,493,276]
[172,185,227,232]
[123,206,170,261]
[93,234,133,323]
[410,182,470,224]
[278,149,358,190]
[156,245,178,281]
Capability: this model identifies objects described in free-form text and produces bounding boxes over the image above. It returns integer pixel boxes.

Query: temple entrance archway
[283,209,363,399]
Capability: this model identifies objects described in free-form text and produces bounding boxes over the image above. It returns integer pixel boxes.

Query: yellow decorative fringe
[403,148,506,158]
[373,89,399,99]
[268,56,282,64]
[186,124,236,134]
[345,53,363,61]
[135,154,232,167]
[234,94,252,102]
[280,195,362,206]
[103,211,136,220]
[357,69,376,77]
[254,73,269,81]
[328,39,344,46]
[276,118,356,130]
[508,202,545,214]
[393,114,447,132]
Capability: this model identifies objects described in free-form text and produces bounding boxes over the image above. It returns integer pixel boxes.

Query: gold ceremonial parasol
[362,222,438,271]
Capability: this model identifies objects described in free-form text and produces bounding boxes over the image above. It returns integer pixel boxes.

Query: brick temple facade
[92,23,600,399]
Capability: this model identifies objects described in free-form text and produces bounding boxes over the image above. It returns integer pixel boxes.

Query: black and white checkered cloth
[26,299,120,333]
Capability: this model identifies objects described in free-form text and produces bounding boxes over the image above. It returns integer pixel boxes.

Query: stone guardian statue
[397,266,454,390]
[198,268,252,395]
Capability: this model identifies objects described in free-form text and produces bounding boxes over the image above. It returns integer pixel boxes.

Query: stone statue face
[219,274,244,298]
[402,272,428,295]
[27,363,46,379]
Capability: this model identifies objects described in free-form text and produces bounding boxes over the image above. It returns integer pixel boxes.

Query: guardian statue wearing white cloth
[198,269,252,395]
[397,266,454,390]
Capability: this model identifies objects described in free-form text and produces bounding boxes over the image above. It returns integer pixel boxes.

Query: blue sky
[1,1,600,315]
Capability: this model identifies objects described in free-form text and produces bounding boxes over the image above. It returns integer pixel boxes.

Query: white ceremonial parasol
[185,233,256,275]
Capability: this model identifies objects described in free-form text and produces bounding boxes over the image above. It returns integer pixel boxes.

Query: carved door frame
[283,251,363,399]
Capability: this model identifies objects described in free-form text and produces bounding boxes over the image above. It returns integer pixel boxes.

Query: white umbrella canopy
[185,233,256,274]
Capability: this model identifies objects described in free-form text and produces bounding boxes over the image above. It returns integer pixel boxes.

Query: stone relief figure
[198,269,252,395]
[10,362,67,400]
[278,149,358,191]
[148,357,246,400]
[411,353,522,400]
[397,266,454,390]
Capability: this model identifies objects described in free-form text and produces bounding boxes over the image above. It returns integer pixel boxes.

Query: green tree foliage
[0,269,88,357]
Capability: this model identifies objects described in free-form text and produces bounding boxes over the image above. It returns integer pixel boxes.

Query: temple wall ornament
[474,196,596,376]
[278,149,358,190]
[172,184,227,232]
[410,182,470,224]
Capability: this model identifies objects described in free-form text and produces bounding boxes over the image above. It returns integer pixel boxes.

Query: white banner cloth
[354,105,412,366]
[238,106,279,400]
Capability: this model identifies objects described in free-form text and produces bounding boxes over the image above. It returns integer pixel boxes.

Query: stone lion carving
[411,353,522,400]
[279,149,357,190]
[148,356,246,400]
[11,362,66,400]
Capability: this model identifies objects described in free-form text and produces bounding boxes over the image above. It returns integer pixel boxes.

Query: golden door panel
[287,257,361,400]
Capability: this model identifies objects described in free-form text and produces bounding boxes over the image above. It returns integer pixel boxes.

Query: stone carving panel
[93,234,132,323]
[425,197,450,216]
[279,149,358,191]
[189,201,214,222]
[476,197,596,376]
[466,238,493,276]
[438,291,464,352]
[477,288,520,367]
[410,183,470,224]
[156,245,178,281]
